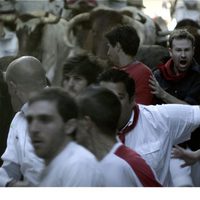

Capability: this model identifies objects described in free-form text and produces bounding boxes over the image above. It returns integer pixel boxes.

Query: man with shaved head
[0,56,47,186]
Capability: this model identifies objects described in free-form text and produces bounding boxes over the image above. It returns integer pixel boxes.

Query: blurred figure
[149,29,200,186]
[62,54,102,97]
[0,21,18,58]
[105,25,155,105]
[173,0,200,25]
[26,88,101,186]
[0,56,47,187]
[76,85,161,186]
[97,68,200,186]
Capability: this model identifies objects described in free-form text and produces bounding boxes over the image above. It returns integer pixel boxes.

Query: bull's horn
[0,14,17,22]
[64,12,90,48]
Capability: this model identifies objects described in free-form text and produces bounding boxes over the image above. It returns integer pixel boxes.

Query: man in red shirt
[105,25,155,105]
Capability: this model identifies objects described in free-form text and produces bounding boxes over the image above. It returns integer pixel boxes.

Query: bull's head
[64,7,139,59]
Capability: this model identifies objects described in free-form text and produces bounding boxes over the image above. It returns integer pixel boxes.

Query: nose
[68,77,74,87]
[29,119,40,137]
[181,51,186,58]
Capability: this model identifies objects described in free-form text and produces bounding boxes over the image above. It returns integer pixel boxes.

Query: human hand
[171,145,199,167]
[149,75,165,99]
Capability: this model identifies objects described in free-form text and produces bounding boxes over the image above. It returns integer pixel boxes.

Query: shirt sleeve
[157,104,200,145]
[0,113,22,186]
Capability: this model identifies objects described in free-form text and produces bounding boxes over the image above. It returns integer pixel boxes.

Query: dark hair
[62,54,102,85]
[97,68,135,100]
[28,87,78,122]
[77,85,121,136]
[169,29,195,48]
[175,19,200,30]
[105,25,140,56]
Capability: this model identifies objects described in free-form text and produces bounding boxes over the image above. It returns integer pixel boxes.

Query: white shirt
[118,104,200,186]
[99,143,143,187]
[0,104,45,186]
[39,141,102,187]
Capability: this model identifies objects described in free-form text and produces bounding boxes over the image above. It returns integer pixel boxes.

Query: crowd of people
[1,0,200,187]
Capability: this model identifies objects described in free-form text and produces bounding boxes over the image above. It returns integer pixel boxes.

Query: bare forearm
[159,90,189,105]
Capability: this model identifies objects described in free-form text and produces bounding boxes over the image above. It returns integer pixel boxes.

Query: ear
[168,48,172,57]
[130,95,136,108]
[64,118,77,135]
[9,80,17,89]
[116,42,122,52]
[82,115,93,132]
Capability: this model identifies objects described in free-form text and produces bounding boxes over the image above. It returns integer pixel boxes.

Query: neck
[119,54,136,67]
[45,137,72,165]
[84,129,116,161]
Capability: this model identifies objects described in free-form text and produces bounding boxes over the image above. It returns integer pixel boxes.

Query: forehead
[100,81,127,95]
[27,100,58,116]
[172,38,193,48]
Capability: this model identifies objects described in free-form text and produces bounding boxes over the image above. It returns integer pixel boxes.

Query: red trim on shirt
[118,104,139,144]
[115,145,162,187]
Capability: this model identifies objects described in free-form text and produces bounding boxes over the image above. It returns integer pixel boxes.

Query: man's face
[26,100,65,162]
[100,81,133,129]
[107,43,120,66]
[63,73,88,97]
[169,38,194,73]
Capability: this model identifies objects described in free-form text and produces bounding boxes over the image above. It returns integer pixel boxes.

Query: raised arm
[149,75,189,104]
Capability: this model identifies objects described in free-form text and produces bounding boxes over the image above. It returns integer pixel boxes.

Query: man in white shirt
[97,68,200,186]
[26,88,101,186]
[76,85,161,187]
[0,56,47,186]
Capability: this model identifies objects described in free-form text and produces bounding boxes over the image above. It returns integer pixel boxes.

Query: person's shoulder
[10,111,24,124]
[191,62,200,74]
[70,142,97,160]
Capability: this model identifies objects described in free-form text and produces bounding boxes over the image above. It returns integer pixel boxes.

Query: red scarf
[118,104,139,144]
[158,58,187,81]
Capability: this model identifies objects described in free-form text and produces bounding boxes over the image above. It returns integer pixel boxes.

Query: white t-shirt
[0,104,45,186]
[118,104,200,186]
[39,141,102,187]
[99,143,144,187]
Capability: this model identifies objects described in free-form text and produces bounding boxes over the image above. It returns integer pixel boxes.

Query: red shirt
[122,61,155,105]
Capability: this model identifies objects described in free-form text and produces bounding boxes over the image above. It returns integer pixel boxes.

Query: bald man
[0,56,47,187]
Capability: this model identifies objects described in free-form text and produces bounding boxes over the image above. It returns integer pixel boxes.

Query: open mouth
[180,60,187,65]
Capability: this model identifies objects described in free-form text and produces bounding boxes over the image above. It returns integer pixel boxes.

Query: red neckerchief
[118,104,139,144]
[115,144,162,187]
[158,58,187,81]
